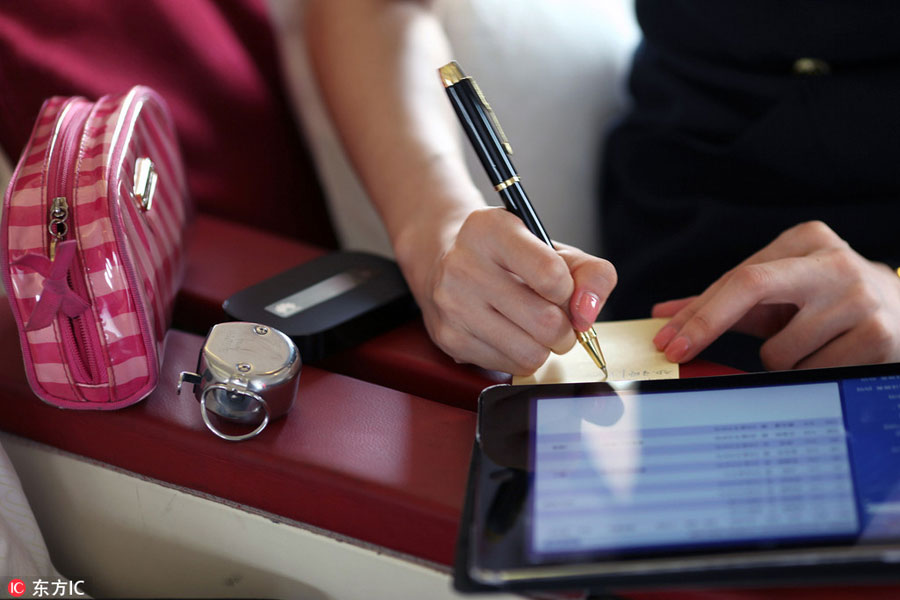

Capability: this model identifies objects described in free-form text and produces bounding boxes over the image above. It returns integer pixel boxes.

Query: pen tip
[577,327,608,379]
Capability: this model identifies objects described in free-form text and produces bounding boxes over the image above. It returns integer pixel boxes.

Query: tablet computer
[455,363,900,593]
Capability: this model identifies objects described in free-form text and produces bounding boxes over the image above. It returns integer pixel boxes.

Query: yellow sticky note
[513,318,679,385]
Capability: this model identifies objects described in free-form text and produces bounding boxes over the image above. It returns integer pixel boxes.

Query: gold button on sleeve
[792,57,831,76]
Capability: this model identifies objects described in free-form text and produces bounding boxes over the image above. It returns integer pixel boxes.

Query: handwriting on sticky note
[512,318,679,385]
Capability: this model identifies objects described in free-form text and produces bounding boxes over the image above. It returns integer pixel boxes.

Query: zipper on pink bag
[46,100,103,385]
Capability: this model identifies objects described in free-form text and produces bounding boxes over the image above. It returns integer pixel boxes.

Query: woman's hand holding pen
[652,220,900,370]
[400,206,617,376]
[304,3,617,375]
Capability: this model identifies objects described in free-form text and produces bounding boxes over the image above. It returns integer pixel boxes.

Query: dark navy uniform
[602,0,900,320]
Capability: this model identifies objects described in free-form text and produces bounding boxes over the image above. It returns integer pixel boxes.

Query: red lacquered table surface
[0,213,896,598]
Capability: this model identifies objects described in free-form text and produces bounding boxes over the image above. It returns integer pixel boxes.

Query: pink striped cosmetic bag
[1,86,190,409]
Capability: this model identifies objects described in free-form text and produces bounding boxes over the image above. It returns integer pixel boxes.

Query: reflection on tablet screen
[528,377,900,561]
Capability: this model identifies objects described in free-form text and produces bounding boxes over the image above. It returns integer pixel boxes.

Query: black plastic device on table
[223,251,418,363]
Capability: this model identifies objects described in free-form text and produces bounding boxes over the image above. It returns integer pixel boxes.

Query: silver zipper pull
[48,196,69,260]
[133,157,157,211]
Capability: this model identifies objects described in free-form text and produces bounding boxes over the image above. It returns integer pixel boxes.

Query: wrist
[391,185,483,302]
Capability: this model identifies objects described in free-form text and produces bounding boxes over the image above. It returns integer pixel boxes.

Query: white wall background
[270,0,640,257]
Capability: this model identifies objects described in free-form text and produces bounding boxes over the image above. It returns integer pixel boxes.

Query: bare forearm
[304,0,483,260]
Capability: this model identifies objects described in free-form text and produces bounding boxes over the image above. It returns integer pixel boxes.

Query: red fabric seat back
[0,0,337,248]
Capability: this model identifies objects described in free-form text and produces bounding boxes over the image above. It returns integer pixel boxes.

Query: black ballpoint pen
[438,61,608,379]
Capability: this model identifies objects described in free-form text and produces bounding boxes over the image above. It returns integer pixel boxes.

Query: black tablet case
[455,373,900,595]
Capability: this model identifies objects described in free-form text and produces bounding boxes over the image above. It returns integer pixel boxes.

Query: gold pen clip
[438,61,513,155]
[469,78,514,156]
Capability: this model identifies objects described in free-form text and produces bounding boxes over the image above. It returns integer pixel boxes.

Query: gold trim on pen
[439,61,514,154]
[439,61,465,88]
[577,326,608,380]
[469,78,514,155]
[493,175,520,192]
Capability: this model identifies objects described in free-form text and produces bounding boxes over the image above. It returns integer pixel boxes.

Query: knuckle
[844,282,880,315]
[823,247,861,278]
[571,252,617,293]
[532,305,569,344]
[582,259,618,297]
[601,260,619,289]
[731,263,771,292]
[861,313,896,361]
[532,255,571,302]
[686,309,715,339]
[792,220,840,245]
[430,321,461,354]
[514,344,550,375]
[552,335,578,356]
[431,279,458,314]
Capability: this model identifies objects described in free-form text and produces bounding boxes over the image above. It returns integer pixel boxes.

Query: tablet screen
[467,367,900,588]
[532,381,861,559]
